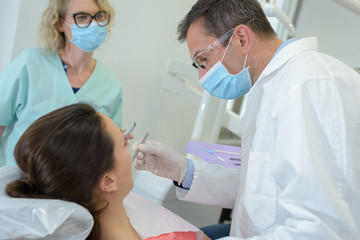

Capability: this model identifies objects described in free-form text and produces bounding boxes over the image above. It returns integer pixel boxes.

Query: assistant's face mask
[64,21,107,52]
[198,33,252,99]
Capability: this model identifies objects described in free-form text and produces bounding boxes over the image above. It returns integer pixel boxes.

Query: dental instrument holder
[185,141,241,169]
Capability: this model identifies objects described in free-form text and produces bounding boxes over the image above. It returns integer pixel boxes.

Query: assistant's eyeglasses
[68,11,110,28]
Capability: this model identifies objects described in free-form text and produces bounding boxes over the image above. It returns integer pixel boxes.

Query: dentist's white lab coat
[176,37,360,239]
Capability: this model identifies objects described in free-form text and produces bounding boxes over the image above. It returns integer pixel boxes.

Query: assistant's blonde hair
[39,0,115,53]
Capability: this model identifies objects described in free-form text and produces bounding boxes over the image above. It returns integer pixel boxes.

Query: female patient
[6,103,206,240]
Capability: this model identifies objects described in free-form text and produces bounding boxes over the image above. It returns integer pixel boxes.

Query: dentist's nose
[198,68,207,79]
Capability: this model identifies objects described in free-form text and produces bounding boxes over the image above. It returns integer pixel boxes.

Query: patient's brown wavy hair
[6,103,115,240]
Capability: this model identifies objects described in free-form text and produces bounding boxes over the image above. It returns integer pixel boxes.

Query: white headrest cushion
[0,166,94,240]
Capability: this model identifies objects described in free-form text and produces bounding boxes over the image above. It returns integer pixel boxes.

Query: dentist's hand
[132,140,188,183]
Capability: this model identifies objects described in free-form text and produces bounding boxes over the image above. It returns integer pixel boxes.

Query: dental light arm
[261,2,296,37]
[332,0,360,16]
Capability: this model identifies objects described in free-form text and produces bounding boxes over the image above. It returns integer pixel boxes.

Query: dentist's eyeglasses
[192,28,235,70]
[192,19,254,70]
[69,11,110,28]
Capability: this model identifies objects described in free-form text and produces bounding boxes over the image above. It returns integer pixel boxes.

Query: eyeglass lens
[193,45,221,70]
[192,28,235,70]
[74,11,110,28]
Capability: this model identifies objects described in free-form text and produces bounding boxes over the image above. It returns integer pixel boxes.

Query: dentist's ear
[98,171,117,192]
[233,24,252,55]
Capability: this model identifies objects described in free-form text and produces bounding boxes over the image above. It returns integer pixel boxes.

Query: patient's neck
[98,199,141,240]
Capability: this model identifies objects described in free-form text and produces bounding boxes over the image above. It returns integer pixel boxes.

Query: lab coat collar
[255,37,319,87]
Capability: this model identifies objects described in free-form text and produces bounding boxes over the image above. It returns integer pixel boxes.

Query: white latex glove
[132,140,188,183]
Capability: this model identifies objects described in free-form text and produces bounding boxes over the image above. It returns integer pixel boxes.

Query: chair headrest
[0,166,94,240]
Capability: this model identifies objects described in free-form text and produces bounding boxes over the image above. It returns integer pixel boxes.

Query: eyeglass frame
[68,11,111,28]
[192,19,254,70]
[192,28,235,70]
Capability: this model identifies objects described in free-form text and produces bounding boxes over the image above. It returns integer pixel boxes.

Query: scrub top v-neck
[0,48,123,166]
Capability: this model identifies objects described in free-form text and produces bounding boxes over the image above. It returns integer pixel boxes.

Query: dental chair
[0,166,93,240]
[0,166,204,240]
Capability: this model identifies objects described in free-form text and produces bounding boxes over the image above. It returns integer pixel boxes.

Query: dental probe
[132,132,149,161]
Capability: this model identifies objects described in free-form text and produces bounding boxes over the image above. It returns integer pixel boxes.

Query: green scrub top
[0,48,123,166]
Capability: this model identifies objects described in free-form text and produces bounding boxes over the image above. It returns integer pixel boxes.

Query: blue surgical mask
[199,34,252,99]
[65,21,107,52]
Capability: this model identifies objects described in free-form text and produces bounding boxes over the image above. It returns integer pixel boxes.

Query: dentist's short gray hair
[177,0,276,44]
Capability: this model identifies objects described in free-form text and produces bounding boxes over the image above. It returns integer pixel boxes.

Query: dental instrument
[132,132,149,161]
[124,121,136,135]
[200,147,241,156]
[200,147,215,154]
[213,149,241,156]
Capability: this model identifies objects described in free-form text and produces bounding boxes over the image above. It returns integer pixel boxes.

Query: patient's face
[101,113,133,196]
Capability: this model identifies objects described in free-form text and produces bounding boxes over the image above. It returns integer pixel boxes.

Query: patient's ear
[98,171,117,193]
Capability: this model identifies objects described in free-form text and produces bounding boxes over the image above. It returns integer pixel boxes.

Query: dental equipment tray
[185,141,241,169]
